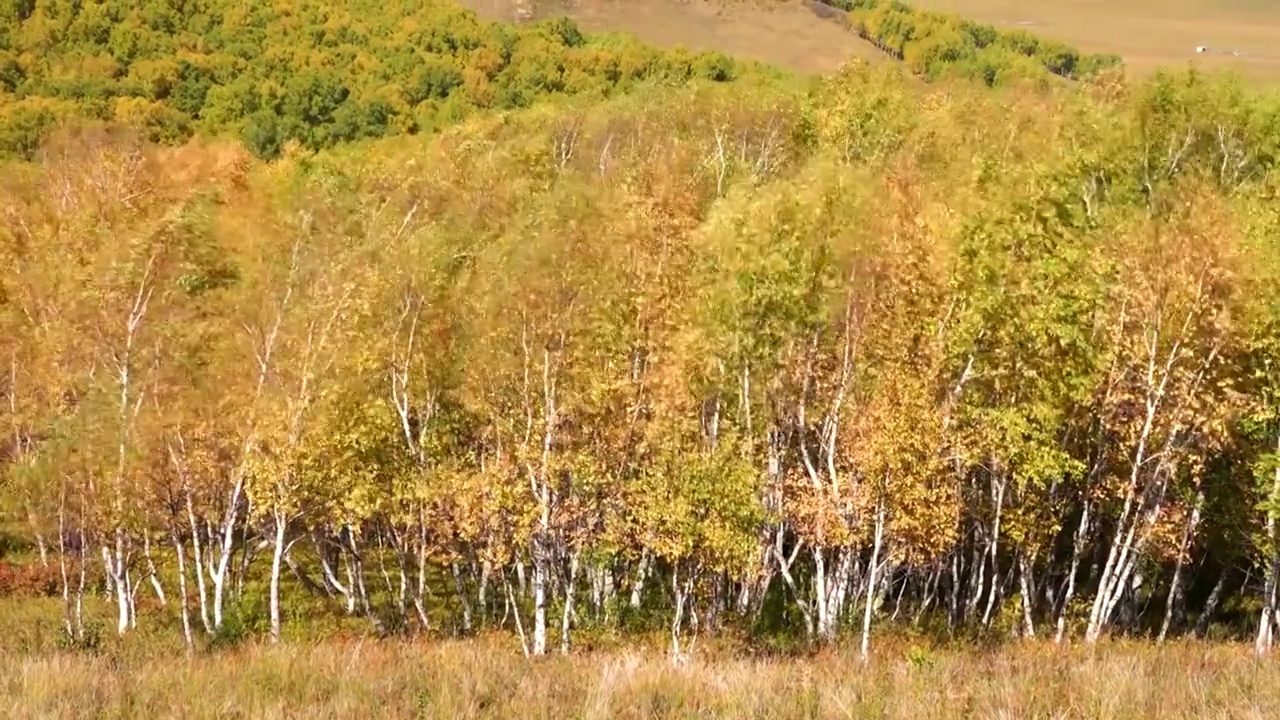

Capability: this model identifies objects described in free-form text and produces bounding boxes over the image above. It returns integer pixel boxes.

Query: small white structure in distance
[1196,45,1246,57]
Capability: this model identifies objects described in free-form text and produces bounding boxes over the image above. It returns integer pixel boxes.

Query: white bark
[111,532,133,635]
[1018,552,1035,639]
[269,514,287,644]
[860,503,886,662]
[1159,490,1203,643]
[210,479,243,630]
[504,571,530,658]
[452,560,473,633]
[171,439,212,633]
[143,533,167,606]
[1086,290,1216,643]
[981,476,1007,628]
[629,550,650,609]
[1257,432,1280,656]
[670,565,692,663]
[1055,501,1090,643]
[532,548,547,655]
[172,531,194,652]
[561,551,579,655]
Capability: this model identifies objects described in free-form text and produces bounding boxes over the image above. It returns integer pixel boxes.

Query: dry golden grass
[4,637,1280,719]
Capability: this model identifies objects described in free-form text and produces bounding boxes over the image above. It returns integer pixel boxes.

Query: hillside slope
[461,0,885,74]
[911,0,1280,80]
[467,0,1280,81]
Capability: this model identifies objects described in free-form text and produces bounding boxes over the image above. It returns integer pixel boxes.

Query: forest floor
[4,633,1280,719]
[460,0,1280,81]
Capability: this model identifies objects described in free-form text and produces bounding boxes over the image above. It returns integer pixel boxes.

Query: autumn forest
[4,0,1280,714]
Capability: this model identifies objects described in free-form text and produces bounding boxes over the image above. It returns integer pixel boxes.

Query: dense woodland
[0,0,746,159]
[4,0,1280,663]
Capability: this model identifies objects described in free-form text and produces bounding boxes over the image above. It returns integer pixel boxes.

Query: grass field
[4,637,1280,719]
[913,0,1280,80]
[461,0,1280,81]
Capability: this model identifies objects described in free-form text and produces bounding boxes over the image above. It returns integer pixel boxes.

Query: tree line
[820,0,1122,85]
[3,60,1280,660]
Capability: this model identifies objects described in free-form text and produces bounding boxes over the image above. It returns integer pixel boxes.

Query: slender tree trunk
[948,550,961,629]
[915,563,941,627]
[1196,570,1229,638]
[1018,551,1035,639]
[128,566,140,630]
[112,530,132,635]
[172,531,194,653]
[504,571,530,658]
[144,533,167,606]
[317,538,356,613]
[1259,433,1280,655]
[630,550,649,609]
[347,533,372,617]
[33,528,48,568]
[981,476,1006,629]
[477,559,492,623]
[532,544,548,655]
[671,564,690,663]
[269,513,287,644]
[210,478,243,630]
[416,511,430,629]
[774,538,814,637]
[75,535,86,643]
[860,504,886,662]
[813,546,830,641]
[561,551,579,655]
[1056,501,1090,643]
[57,496,74,641]
[1160,491,1203,643]
[173,448,213,634]
[966,528,985,623]
[452,560,474,633]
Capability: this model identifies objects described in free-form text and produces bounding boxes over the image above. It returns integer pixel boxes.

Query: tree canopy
[0,0,750,159]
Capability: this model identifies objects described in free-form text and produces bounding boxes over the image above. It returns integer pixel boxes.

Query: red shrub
[0,560,61,597]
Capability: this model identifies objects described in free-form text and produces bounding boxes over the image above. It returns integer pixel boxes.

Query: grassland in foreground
[4,637,1279,720]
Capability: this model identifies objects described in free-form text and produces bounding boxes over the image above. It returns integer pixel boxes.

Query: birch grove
[2,67,1280,658]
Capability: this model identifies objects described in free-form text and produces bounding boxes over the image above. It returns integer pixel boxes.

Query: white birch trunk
[532,547,547,655]
[1257,432,1280,656]
[269,513,287,644]
[1159,490,1203,643]
[452,560,473,633]
[561,551,579,655]
[860,504,886,662]
[629,550,649,609]
[1056,501,1090,643]
[172,531,194,652]
[143,533,167,606]
[981,476,1006,628]
[1018,552,1035,639]
[504,572,530,658]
